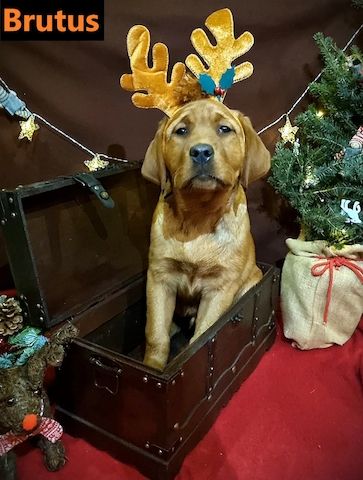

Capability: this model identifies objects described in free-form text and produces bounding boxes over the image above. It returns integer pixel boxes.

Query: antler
[27,323,78,385]
[120,25,187,116]
[186,9,254,87]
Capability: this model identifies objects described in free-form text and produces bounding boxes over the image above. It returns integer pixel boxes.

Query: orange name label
[1,1,104,40]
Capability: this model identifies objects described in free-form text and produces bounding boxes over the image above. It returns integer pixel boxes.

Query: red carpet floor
[17,318,363,480]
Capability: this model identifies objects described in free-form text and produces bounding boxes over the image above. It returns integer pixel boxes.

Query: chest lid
[0,164,158,329]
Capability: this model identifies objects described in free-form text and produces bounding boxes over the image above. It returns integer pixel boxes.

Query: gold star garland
[0,23,359,172]
[84,154,109,172]
[18,115,39,141]
[278,115,299,144]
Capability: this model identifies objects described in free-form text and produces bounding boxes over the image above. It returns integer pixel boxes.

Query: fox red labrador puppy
[142,98,270,370]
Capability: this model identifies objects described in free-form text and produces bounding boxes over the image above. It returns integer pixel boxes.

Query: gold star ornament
[278,115,299,144]
[84,154,109,172]
[18,115,39,141]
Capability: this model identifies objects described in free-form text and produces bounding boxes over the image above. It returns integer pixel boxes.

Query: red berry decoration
[0,337,12,354]
[214,86,226,97]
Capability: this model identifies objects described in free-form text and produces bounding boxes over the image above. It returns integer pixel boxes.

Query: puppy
[142,98,270,370]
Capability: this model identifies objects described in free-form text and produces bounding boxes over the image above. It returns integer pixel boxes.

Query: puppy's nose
[189,144,214,164]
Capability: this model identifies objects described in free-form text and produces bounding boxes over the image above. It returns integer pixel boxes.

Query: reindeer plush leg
[37,396,66,471]
[0,451,17,480]
[27,324,78,472]
[38,437,66,472]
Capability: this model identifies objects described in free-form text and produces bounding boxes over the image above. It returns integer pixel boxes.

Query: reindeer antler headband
[120,8,254,116]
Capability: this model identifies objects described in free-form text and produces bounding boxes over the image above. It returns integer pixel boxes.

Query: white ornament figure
[340,199,362,224]
[293,138,300,156]
[349,126,363,149]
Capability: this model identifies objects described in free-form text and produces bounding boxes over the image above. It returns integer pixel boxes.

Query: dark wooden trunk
[0,165,279,479]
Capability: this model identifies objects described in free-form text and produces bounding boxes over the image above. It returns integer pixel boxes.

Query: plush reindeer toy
[0,323,78,480]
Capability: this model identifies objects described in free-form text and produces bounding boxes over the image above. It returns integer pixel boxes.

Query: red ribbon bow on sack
[311,256,363,325]
[0,417,63,456]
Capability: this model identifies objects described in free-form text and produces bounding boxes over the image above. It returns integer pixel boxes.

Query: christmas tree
[269,33,363,247]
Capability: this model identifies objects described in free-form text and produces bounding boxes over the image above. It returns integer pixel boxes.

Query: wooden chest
[0,164,279,479]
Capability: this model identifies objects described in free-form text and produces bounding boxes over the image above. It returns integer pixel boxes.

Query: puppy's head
[142,98,270,191]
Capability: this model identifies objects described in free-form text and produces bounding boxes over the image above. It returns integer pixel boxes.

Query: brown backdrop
[0,0,362,288]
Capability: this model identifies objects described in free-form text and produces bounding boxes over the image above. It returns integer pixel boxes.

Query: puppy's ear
[142,118,167,187]
[234,112,271,187]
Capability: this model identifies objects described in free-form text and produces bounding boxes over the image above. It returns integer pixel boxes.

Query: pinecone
[0,296,23,336]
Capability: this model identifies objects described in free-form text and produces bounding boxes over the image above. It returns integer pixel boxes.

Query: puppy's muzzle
[189,144,214,165]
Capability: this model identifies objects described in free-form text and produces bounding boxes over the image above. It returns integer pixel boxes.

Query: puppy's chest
[159,240,226,298]
[164,240,223,276]
[151,206,246,294]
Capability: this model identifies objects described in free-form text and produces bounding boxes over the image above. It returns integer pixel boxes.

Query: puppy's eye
[33,389,42,396]
[174,127,188,136]
[6,397,15,407]
[218,125,233,134]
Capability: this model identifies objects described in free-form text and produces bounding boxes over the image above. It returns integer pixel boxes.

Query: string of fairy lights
[266,23,362,145]
[0,23,362,172]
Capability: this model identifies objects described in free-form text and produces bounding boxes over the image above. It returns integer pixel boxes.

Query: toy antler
[27,323,78,385]
[186,9,254,96]
[120,10,254,112]
[120,25,188,116]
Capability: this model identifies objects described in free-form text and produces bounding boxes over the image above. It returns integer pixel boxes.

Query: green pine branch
[269,33,363,246]
[352,0,363,8]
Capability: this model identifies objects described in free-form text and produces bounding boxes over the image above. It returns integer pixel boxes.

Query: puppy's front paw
[189,333,200,345]
[189,325,208,345]
[143,355,166,371]
[144,341,169,371]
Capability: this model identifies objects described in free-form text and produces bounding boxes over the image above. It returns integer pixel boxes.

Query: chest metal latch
[73,173,115,209]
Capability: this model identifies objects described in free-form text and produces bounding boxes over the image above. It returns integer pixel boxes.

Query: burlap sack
[281,238,363,349]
